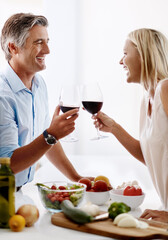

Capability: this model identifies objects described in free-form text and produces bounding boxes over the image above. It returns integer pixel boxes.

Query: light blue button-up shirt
[0,64,50,186]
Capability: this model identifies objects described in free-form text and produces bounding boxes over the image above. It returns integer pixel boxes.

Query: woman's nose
[119,57,123,65]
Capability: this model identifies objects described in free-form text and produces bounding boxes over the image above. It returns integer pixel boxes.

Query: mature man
[0,13,84,190]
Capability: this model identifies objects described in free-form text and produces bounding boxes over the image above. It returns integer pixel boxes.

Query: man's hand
[48,105,79,140]
[140,209,168,223]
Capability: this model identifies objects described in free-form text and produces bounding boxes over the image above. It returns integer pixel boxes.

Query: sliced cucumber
[61,200,93,224]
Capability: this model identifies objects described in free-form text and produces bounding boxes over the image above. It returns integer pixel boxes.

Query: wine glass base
[61,136,79,142]
[90,135,108,141]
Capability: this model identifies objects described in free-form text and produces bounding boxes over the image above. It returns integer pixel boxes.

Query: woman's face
[120,39,141,84]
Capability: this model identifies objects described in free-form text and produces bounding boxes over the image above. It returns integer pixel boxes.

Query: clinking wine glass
[59,84,80,142]
[81,82,108,140]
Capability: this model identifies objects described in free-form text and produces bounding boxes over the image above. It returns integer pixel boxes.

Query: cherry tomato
[51,185,57,190]
[50,196,57,202]
[58,186,66,190]
[62,192,69,197]
[47,193,53,199]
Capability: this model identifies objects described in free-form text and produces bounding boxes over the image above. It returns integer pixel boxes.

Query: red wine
[60,106,79,113]
[82,101,103,114]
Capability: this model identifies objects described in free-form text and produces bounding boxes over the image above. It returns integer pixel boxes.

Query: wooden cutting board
[51,212,168,239]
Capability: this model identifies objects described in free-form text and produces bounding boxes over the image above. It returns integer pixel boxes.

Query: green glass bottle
[0,157,15,228]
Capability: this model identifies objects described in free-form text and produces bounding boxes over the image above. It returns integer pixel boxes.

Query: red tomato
[136,188,142,195]
[58,186,66,190]
[123,186,142,196]
[93,180,108,192]
[51,185,57,190]
[47,193,53,199]
[50,196,57,202]
[62,192,69,197]
[58,197,64,202]
[78,178,92,191]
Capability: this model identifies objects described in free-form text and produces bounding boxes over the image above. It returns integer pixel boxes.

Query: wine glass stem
[96,127,101,139]
[93,113,101,139]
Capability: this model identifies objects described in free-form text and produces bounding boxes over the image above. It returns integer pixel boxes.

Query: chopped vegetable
[113,213,148,229]
[108,202,131,220]
[36,182,85,211]
[80,202,100,216]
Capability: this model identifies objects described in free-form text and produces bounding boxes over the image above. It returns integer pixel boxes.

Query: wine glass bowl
[81,82,108,140]
[59,84,80,142]
[82,101,103,115]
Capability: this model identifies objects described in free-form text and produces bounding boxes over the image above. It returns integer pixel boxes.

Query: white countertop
[0,154,162,240]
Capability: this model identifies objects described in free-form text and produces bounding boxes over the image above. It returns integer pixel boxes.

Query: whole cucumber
[61,200,93,224]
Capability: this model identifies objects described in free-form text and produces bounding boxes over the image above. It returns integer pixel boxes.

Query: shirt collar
[3,63,39,94]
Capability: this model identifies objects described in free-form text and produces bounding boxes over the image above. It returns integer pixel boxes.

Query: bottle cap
[0,157,10,164]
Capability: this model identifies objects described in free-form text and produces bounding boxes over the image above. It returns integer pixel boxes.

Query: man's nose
[43,42,50,54]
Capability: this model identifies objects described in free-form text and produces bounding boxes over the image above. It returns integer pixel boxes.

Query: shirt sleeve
[40,76,51,131]
[0,91,20,157]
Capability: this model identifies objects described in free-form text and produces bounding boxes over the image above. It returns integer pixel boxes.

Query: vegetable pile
[37,183,85,211]
[117,180,143,196]
[79,175,112,192]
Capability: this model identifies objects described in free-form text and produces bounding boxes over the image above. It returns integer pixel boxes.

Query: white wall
[43,0,168,156]
[1,0,168,157]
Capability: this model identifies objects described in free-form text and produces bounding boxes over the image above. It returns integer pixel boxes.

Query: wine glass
[59,84,80,142]
[81,82,108,140]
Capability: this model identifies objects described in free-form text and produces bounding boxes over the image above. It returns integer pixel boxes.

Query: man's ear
[8,42,18,55]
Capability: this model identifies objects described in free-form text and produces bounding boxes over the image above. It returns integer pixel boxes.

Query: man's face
[13,25,50,75]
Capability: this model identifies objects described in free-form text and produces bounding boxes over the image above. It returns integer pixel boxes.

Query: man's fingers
[61,108,79,119]
[54,105,60,116]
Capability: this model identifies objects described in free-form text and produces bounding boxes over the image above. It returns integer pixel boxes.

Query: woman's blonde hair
[128,28,168,90]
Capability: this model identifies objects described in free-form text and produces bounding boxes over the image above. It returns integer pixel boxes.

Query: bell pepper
[108,202,131,220]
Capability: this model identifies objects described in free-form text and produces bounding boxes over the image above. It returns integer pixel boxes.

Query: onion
[16,204,39,227]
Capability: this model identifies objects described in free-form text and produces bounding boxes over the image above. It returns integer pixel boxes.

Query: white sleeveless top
[139,79,168,210]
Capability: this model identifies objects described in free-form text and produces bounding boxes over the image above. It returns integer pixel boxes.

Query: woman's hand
[140,209,168,223]
[92,111,116,133]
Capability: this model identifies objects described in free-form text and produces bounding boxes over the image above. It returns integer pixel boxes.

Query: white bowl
[110,189,145,209]
[85,191,111,205]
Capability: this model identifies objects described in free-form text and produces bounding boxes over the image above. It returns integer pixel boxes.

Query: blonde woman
[93,28,168,222]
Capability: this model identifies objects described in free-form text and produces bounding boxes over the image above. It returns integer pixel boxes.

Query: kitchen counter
[0,154,162,240]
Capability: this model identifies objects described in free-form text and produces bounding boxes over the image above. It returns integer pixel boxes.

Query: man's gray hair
[1,13,48,61]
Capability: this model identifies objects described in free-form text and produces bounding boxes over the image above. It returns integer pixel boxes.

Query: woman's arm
[93,112,145,164]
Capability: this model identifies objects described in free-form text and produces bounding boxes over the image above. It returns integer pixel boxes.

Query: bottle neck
[0,163,13,175]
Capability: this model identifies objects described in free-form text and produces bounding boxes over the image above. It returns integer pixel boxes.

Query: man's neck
[9,61,34,90]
